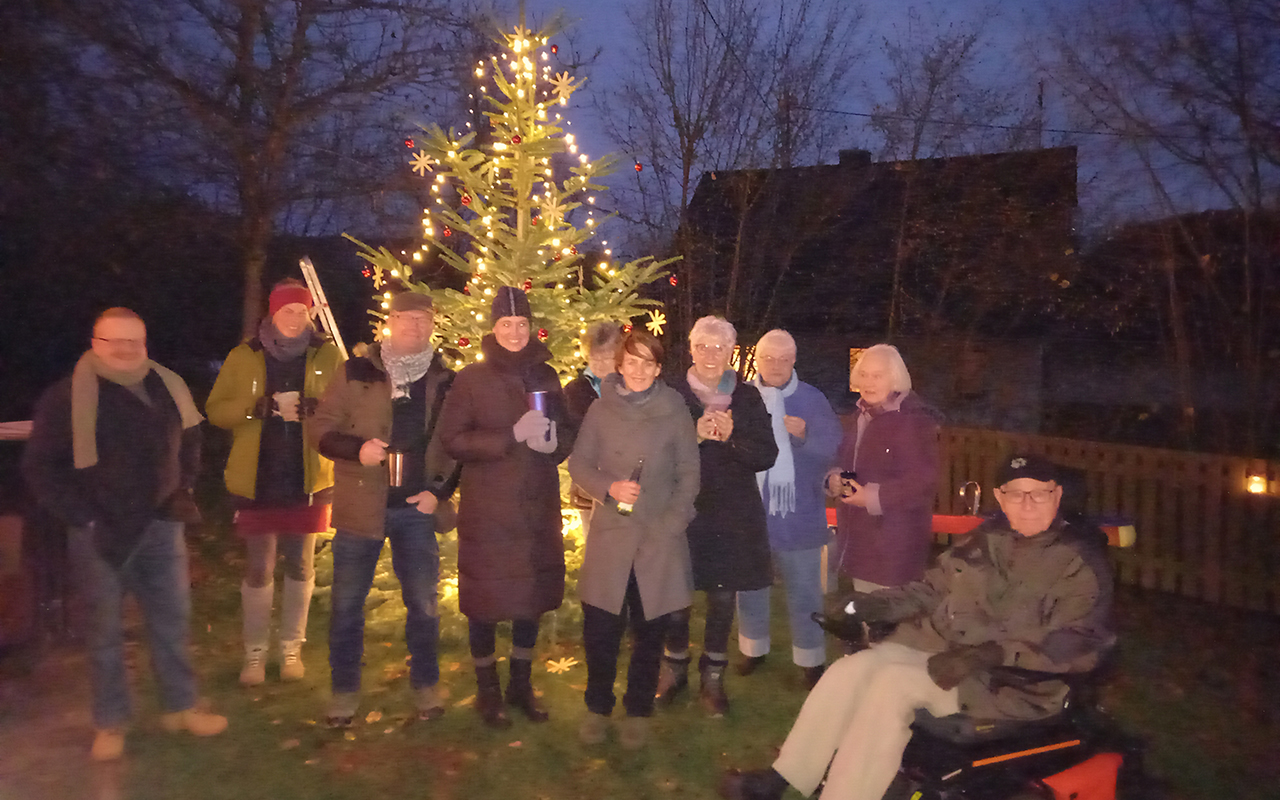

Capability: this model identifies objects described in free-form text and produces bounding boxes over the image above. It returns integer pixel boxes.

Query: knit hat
[268,284,313,317]
[490,286,531,320]
[390,291,435,314]
[995,454,1060,486]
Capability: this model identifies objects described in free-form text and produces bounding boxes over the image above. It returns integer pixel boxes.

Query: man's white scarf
[751,370,798,517]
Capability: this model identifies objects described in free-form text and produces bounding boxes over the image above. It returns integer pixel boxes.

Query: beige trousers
[773,642,959,800]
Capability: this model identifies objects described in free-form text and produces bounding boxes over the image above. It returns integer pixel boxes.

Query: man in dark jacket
[22,307,227,761]
[308,291,459,727]
[720,453,1115,800]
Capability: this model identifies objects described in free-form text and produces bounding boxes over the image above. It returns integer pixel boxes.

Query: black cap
[491,286,531,320]
[995,453,1060,486]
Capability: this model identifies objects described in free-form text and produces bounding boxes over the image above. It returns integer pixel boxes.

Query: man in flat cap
[309,290,460,726]
[720,453,1115,800]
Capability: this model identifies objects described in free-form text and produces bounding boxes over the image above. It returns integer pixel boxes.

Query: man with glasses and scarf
[720,453,1115,800]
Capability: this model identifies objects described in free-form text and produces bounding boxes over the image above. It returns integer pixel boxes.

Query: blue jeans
[328,507,439,694]
[737,545,826,668]
[68,519,198,728]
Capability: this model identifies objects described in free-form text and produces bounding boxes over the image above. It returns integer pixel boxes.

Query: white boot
[240,581,274,686]
[279,576,314,682]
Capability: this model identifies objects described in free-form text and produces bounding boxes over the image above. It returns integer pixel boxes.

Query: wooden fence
[935,427,1280,614]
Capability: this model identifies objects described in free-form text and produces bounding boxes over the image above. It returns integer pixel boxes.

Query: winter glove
[525,421,558,454]
[513,409,550,443]
[926,641,1005,691]
[251,395,275,419]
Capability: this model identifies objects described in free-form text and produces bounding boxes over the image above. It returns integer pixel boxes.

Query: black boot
[475,663,512,728]
[655,654,690,704]
[718,768,788,800]
[505,658,550,722]
[699,654,730,717]
[801,664,825,690]
[736,654,767,676]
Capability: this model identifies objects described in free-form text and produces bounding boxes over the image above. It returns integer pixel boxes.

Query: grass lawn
[2,505,1278,800]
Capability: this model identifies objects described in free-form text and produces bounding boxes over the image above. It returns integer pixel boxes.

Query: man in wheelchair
[720,453,1115,800]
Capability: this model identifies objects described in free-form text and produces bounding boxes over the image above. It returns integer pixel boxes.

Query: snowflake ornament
[548,71,578,103]
[409,150,432,176]
[645,310,667,336]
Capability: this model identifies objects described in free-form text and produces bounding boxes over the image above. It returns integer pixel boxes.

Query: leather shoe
[718,768,788,800]
[801,664,825,690]
[735,654,767,676]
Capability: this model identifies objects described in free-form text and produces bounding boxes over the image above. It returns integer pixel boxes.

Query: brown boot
[655,654,690,704]
[505,657,550,722]
[474,663,511,728]
[699,654,730,717]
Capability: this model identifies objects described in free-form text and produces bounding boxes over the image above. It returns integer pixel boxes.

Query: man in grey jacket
[720,453,1114,800]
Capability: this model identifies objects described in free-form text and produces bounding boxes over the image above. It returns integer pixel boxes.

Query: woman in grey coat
[568,330,700,750]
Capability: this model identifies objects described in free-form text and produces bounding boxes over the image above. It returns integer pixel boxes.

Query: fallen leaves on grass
[281,738,301,750]
[365,711,383,723]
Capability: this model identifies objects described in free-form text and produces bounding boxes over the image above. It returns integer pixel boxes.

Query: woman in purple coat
[827,344,941,591]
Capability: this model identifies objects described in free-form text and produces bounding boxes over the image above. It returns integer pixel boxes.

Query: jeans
[68,519,197,728]
[328,507,439,693]
[583,570,669,717]
[468,617,540,660]
[737,545,827,667]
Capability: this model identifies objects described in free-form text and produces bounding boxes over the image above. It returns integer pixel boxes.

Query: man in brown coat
[721,453,1114,800]
[308,292,459,727]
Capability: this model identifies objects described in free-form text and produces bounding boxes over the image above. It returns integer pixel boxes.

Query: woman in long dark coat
[436,287,573,728]
[658,315,777,716]
[827,344,941,591]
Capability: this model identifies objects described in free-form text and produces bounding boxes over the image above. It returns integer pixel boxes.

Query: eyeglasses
[93,337,146,347]
[693,343,726,353]
[758,355,793,365]
[996,485,1058,504]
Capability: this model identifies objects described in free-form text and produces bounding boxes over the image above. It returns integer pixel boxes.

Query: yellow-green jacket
[206,335,344,501]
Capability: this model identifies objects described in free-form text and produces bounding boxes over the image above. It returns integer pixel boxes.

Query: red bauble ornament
[537,328,548,340]
[669,275,678,286]
[569,246,578,255]
[459,337,470,347]
[553,253,562,262]
[462,285,471,295]
[623,323,633,333]
[634,162,643,172]
[362,267,372,278]
[523,279,533,290]
[550,44,558,54]
[461,194,471,206]
[442,226,452,237]
[511,135,522,145]
[405,138,415,148]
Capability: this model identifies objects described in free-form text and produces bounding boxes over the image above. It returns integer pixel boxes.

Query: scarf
[584,365,604,397]
[751,370,799,517]
[258,317,312,362]
[381,342,435,400]
[607,372,659,406]
[686,367,736,411]
[71,351,204,469]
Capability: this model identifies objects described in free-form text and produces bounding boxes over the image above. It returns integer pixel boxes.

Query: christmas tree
[347,21,675,377]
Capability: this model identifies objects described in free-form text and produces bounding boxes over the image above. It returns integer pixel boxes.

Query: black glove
[252,395,275,419]
[298,396,320,418]
[926,641,1004,691]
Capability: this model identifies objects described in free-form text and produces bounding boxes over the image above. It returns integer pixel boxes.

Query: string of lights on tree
[346,22,676,377]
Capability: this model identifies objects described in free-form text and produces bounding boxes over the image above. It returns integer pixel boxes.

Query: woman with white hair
[658,316,777,716]
[826,344,941,591]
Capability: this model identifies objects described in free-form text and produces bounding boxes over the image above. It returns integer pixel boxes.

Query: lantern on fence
[1245,474,1268,495]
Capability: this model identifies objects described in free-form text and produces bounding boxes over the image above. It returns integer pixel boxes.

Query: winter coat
[833,391,941,586]
[563,371,601,509]
[307,345,459,539]
[23,370,201,566]
[436,335,575,622]
[759,379,842,552]
[568,374,700,619]
[205,335,342,502]
[875,517,1115,721]
[670,374,777,592]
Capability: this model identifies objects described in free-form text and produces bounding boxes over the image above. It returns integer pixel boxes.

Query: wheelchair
[812,611,1156,800]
